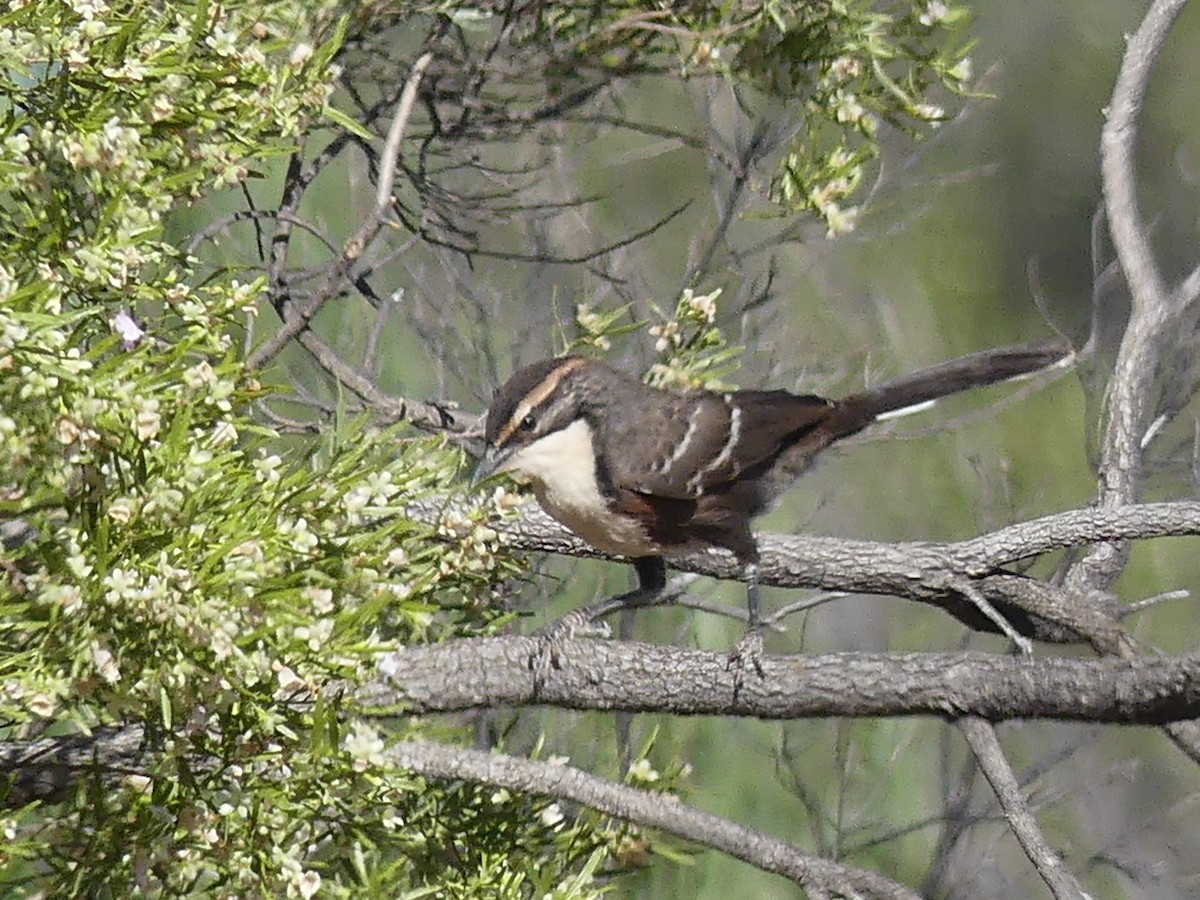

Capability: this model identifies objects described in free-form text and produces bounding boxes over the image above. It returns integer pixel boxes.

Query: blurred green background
[174,3,1200,897]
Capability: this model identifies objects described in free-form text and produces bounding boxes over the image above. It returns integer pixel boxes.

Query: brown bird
[474,338,1072,665]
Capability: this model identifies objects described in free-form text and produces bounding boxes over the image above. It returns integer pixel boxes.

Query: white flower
[210,626,233,661]
[284,517,319,553]
[253,453,282,484]
[540,803,564,828]
[27,693,57,717]
[210,420,238,446]
[823,203,859,238]
[66,552,93,579]
[919,1,949,26]
[56,416,81,445]
[92,643,121,683]
[183,360,216,389]
[914,103,945,124]
[829,56,862,81]
[134,397,161,440]
[275,665,304,694]
[103,567,138,603]
[0,263,15,303]
[343,720,386,772]
[297,870,320,899]
[364,470,397,502]
[205,27,237,56]
[150,93,175,121]
[303,586,334,614]
[108,496,138,524]
[832,90,865,124]
[43,584,83,615]
[627,758,660,782]
[682,287,720,323]
[289,43,313,67]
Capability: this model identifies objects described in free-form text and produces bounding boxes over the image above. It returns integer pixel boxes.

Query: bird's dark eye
[520,414,537,432]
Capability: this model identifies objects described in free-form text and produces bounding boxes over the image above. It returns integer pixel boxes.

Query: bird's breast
[503,419,662,557]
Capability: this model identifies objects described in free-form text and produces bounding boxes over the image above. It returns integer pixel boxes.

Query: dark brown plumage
[474,337,1073,657]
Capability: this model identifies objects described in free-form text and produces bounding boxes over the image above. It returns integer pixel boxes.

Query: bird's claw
[726,628,766,680]
[528,609,612,676]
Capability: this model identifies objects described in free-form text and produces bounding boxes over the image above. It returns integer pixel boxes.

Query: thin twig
[247,49,438,371]
[958,717,1089,900]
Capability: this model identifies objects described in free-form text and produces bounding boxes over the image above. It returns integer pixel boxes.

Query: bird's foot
[528,608,613,677]
[726,627,766,680]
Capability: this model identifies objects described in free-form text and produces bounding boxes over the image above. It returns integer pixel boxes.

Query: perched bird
[473,338,1072,665]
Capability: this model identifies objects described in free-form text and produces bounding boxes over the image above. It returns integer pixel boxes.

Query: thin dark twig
[248,47,439,371]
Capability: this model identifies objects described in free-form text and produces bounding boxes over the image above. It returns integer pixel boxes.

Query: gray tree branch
[368,638,1200,723]
[1081,0,1200,768]
[390,740,922,900]
[414,497,1200,647]
[959,717,1089,900]
[1077,0,1189,587]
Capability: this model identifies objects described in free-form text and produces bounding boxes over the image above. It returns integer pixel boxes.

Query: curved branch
[1087,0,1200,768]
[247,45,439,371]
[293,328,474,433]
[391,740,921,900]
[1085,0,1189,576]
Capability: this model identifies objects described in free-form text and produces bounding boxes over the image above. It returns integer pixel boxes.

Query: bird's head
[472,356,596,487]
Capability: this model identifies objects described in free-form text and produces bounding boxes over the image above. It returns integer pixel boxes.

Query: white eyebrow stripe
[496,357,586,446]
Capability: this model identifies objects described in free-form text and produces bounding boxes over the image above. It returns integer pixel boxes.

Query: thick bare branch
[1080,0,1189,586]
[414,497,1200,644]
[369,639,1200,723]
[1083,0,1200,769]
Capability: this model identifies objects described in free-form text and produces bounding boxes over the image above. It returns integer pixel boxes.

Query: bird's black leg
[530,557,669,674]
[728,561,766,677]
[581,556,669,622]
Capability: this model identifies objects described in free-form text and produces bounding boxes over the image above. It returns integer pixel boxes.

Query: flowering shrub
[0,2,608,896]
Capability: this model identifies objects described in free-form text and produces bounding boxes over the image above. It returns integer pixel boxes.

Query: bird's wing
[603,389,836,500]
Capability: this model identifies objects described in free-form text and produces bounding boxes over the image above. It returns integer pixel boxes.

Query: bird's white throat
[501,419,658,556]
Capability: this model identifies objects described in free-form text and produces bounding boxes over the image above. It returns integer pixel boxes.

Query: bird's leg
[531,557,669,672]
[727,561,766,677]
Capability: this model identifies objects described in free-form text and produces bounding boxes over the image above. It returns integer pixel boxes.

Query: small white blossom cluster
[343,720,387,772]
[436,506,503,576]
[625,758,660,784]
[918,1,950,26]
[761,1,968,231]
[649,287,723,354]
[574,304,612,351]
[643,287,738,390]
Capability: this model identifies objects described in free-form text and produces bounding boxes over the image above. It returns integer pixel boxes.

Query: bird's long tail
[844,336,1074,423]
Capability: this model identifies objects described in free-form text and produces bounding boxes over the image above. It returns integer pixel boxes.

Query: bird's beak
[471,444,511,488]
